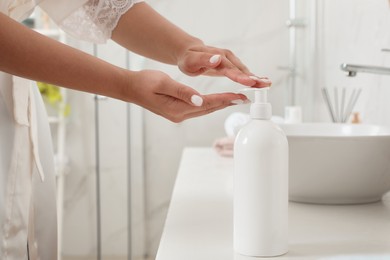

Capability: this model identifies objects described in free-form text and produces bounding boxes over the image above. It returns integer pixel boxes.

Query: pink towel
[213,137,235,157]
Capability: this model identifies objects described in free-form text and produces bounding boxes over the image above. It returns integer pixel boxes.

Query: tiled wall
[142,0,290,257]
[142,0,390,256]
[312,0,390,126]
[61,0,390,259]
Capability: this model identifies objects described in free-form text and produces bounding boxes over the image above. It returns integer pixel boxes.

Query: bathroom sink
[278,123,390,204]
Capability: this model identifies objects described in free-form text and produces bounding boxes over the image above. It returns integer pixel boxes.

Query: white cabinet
[157,148,390,260]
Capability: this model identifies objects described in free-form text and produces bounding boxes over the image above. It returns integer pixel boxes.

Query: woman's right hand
[124,70,249,123]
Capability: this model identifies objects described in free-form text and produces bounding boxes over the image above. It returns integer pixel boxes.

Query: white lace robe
[0,0,142,259]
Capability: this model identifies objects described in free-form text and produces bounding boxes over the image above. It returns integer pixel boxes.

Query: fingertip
[248,76,272,88]
[231,99,251,105]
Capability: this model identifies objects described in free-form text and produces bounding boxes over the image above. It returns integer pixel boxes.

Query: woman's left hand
[177,45,272,88]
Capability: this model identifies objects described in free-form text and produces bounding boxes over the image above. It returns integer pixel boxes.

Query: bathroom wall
[311,0,390,125]
[142,0,390,257]
[59,0,390,259]
[141,0,290,257]
[60,42,132,259]
[60,41,146,259]
[63,0,290,259]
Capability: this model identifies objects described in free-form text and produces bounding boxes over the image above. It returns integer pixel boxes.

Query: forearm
[112,2,203,65]
[0,12,128,101]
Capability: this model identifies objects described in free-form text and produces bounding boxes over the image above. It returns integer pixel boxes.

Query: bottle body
[234,120,288,257]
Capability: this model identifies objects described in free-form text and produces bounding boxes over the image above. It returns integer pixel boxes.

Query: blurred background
[27,0,390,259]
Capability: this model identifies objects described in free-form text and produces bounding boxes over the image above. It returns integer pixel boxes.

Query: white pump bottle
[234,87,289,257]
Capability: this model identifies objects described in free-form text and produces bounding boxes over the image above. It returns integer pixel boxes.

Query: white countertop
[156,147,390,260]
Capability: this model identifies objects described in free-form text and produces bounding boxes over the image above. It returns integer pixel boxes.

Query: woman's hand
[125,70,249,123]
[177,45,272,88]
[112,3,271,88]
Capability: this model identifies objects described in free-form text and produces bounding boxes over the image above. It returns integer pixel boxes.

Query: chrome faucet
[341,48,390,77]
[340,63,390,77]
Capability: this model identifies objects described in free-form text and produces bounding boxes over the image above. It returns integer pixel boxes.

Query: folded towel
[213,137,235,157]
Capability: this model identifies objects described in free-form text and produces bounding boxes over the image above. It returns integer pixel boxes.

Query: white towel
[213,137,235,157]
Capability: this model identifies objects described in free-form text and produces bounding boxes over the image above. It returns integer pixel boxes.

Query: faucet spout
[341,63,390,77]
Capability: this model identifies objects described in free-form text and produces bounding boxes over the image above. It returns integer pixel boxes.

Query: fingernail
[191,95,203,106]
[261,79,272,84]
[231,99,251,105]
[249,75,262,81]
[249,75,272,84]
[209,54,221,64]
[231,99,244,105]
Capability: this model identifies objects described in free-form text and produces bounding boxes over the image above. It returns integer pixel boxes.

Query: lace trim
[59,0,143,43]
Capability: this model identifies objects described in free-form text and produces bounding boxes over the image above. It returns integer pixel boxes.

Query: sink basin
[279,123,390,204]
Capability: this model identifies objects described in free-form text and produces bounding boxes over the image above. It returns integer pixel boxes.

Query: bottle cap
[241,88,272,120]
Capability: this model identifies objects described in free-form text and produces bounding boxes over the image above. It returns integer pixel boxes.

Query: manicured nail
[231,99,251,105]
[191,95,203,106]
[209,54,221,64]
[249,75,262,81]
[262,79,272,84]
[231,99,244,105]
[250,76,272,84]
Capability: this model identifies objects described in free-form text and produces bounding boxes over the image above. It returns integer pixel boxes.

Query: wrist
[124,69,140,104]
[110,68,134,103]
[174,36,204,65]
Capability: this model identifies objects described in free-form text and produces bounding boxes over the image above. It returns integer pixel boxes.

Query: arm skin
[112,2,272,87]
[0,12,128,101]
[112,2,201,65]
[0,2,270,122]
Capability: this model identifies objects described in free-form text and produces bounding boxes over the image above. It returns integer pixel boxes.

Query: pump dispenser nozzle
[242,87,272,120]
[255,88,268,103]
